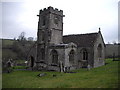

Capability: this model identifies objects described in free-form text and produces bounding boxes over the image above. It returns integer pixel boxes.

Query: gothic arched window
[51,50,58,64]
[69,50,75,63]
[81,49,88,60]
[97,44,102,58]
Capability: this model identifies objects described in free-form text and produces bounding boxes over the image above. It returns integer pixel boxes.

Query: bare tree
[18,32,26,41]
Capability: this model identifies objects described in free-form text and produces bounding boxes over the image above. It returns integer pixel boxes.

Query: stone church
[28,6,105,72]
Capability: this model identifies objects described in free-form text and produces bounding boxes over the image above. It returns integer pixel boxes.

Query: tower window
[42,16,46,26]
[41,31,44,41]
[54,15,59,25]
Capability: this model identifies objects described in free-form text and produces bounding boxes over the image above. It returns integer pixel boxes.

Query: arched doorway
[30,56,34,67]
[97,44,102,58]
[69,50,75,63]
[51,50,58,64]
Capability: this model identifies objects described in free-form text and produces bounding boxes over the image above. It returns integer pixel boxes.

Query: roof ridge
[63,32,98,36]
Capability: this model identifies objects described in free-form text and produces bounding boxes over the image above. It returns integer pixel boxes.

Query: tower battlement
[39,6,64,16]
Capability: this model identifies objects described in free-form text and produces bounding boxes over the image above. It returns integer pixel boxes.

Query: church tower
[37,6,65,64]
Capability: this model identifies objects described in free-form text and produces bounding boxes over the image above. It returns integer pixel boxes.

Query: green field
[2,59,119,88]
[2,39,14,46]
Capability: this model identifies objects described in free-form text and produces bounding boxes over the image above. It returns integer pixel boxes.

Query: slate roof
[63,32,99,47]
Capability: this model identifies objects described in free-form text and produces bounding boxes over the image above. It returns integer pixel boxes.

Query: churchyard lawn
[2,58,119,88]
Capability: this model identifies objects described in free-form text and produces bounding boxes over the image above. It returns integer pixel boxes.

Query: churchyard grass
[12,66,27,69]
[2,58,119,88]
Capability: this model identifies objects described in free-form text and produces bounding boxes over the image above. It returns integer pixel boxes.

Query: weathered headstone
[87,64,91,70]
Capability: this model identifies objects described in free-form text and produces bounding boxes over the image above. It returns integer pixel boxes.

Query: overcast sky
[1,0,119,43]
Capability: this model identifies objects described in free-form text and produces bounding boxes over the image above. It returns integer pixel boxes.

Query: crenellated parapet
[39,6,64,16]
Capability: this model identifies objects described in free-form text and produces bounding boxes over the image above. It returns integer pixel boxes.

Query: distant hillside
[2,39,35,61]
[2,39,16,60]
[2,39,15,46]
